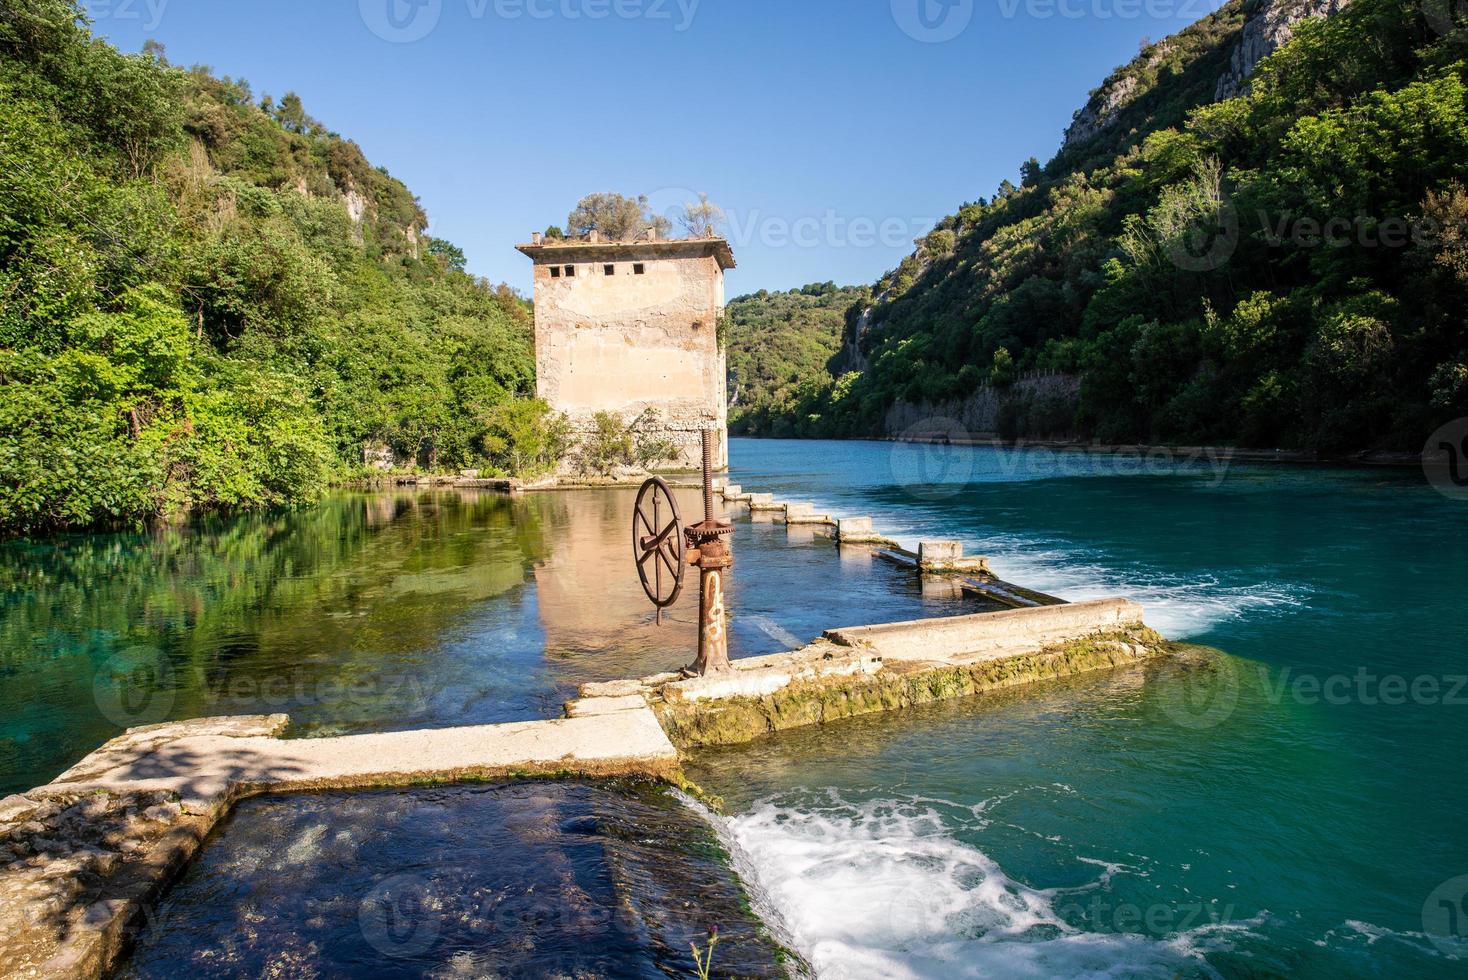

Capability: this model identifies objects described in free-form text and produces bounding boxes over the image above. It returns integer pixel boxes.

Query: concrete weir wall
[575,599,1167,749]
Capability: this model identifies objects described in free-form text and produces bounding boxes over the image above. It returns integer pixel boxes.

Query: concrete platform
[0,707,677,980]
[577,599,1168,748]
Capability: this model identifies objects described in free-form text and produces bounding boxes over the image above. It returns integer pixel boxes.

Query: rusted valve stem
[685,427,734,677]
[702,430,716,522]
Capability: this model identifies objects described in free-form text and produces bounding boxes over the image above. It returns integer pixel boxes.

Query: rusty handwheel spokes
[633,477,686,612]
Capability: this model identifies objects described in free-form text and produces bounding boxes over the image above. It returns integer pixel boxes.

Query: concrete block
[838,517,886,544]
[782,502,814,523]
[720,484,743,499]
[825,598,1145,664]
[748,494,783,512]
[919,541,964,564]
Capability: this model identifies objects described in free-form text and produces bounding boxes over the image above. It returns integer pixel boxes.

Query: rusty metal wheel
[633,477,686,610]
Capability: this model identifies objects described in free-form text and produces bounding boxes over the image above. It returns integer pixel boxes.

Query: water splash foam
[701,794,1253,979]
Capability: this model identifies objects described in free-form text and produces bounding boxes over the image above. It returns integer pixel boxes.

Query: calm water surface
[0,484,976,794]
[4,438,1465,978]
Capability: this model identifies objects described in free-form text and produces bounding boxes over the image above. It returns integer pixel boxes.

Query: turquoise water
[680,439,1468,978]
[4,439,1465,977]
[0,485,980,794]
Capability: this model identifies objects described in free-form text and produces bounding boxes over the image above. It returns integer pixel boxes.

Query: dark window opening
[633,263,646,275]
[604,264,615,276]
[564,265,576,277]
[549,266,561,278]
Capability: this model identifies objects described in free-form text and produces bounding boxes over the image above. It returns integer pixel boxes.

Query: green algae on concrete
[652,628,1169,748]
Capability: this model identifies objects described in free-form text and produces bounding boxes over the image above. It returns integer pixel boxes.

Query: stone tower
[517,231,735,470]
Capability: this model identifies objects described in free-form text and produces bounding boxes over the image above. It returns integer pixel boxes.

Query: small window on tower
[564,265,576,277]
[604,265,615,276]
[633,263,646,275]
[549,266,561,278]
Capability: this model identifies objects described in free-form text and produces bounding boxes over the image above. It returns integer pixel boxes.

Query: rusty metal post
[684,429,734,677]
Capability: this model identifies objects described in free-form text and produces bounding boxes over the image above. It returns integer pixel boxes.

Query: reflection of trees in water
[0,491,550,792]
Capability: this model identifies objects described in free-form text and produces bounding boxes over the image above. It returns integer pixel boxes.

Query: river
[2,438,1464,977]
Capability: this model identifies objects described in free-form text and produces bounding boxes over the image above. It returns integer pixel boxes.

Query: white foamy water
[778,492,1310,639]
[968,535,1312,640]
[700,796,1256,980]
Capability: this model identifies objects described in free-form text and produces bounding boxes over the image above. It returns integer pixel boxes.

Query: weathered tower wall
[519,237,733,470]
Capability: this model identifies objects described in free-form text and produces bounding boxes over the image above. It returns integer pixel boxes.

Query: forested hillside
[724,282,870,436]
[762,0,1468,453]
[0,0,541,535]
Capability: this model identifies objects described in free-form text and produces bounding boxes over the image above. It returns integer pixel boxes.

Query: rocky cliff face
[1061,0,1348,153]
[1215,0,1351,99]
[1062,53,1154,150]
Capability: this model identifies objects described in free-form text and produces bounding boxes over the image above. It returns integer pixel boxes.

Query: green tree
[566,193,671,241]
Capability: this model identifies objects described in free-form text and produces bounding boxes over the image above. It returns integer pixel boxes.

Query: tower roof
[516,235,736,271]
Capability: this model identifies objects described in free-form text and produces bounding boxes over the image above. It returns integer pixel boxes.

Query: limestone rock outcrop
[1215,0,1352,100]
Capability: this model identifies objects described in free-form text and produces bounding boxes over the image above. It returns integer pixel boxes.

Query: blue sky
[89,0,1223,295]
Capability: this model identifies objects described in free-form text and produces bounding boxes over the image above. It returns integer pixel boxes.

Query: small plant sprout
[690,924,720,980]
